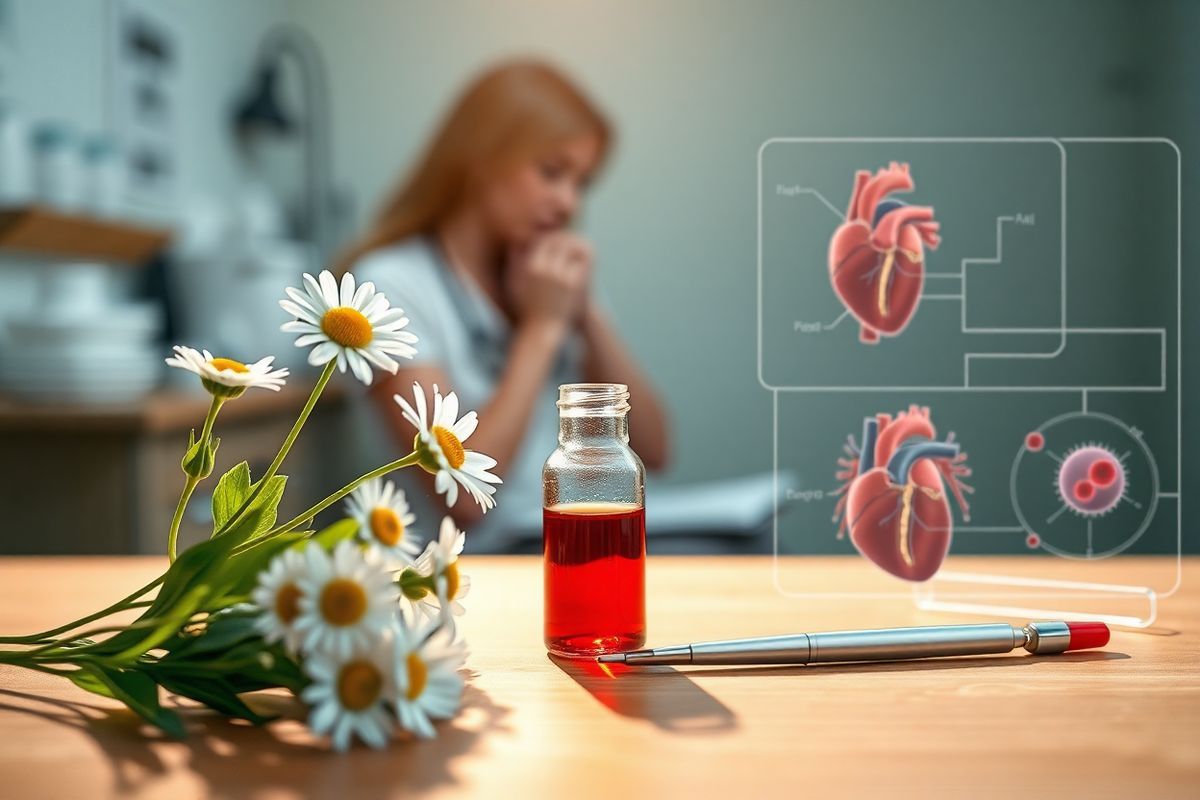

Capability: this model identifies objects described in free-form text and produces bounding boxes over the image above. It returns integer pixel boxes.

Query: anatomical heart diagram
[834,406,973,581]
[828,162,941,344]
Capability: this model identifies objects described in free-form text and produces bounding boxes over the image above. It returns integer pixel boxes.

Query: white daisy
[250,547,308,654]
[293,540,399,660]
[393,619,467,739]
[394,382,502,511]
[279,270,418,385]
[165,345,288,398]
[344,478,422,565]
[301,633,396,751]
[415,517,471,621]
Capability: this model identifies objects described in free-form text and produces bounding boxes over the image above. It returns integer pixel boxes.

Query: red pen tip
[1065,622,1110,651]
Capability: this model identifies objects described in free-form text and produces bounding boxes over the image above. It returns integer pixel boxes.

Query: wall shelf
[0,205,171,264]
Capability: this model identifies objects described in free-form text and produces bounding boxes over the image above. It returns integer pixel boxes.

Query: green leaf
[211,462,252,532]
[111,584,214,663]
[71,664,186,739]
[308,517,359,552]
[67,668,116,699]
[86,534,242,659]
[80,464,289,664]
[222,643,308,694]
[153,534,239,615]
[214,531,308,603]
[155,675,276,725]
[157,607,260,660]
[150,631,308,696]
[230,475,288,542]
[214,471,288,546]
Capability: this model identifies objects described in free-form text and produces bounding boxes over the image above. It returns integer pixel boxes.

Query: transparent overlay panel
[761,139,1181,627]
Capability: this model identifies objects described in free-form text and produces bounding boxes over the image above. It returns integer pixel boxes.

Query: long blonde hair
[336,60,612,273]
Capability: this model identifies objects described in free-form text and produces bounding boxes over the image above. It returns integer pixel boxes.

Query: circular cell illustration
[1056,444,1125,516]
[1011,411,1158,560]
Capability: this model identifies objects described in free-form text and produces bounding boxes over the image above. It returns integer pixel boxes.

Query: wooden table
[0,556,1196,799]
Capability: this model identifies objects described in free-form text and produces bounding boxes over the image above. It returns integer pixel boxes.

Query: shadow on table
[549,654,737,735]
[0,675,511,797]
[1129,626,1181,637]
[677,649,1131,677]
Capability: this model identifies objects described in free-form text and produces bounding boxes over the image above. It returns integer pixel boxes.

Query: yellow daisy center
[432,425,466,470]
[337,660,383,711]
[405,653,427,701]
[320,578,368,626]
[368,507,404,547]
[443,561,460,600]
[209,357,249,373]
[274,582,302,624]
[321,306,373,349]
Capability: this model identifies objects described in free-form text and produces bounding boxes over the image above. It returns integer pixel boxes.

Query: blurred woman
[339,60,669,550]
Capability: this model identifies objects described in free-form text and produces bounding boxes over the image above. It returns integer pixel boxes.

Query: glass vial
[543,383,646,659]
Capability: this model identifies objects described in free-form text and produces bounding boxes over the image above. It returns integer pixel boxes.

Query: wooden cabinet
[0,383,347,554]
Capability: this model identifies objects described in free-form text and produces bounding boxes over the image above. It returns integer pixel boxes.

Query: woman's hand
[506,232,593,330]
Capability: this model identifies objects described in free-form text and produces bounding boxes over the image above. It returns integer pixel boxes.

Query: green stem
[13,617,164,661]
[198,394,223,447]
[150,655,268,675]
[214,361,336,538]
[167,477,199,563]
[168,395,223,562]
[273,452,420,536]
[233,451,421,557]
[0,577,163,645]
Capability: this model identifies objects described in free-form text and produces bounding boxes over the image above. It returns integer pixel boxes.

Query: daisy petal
[294,333,328,347]
[308,340,339,366]
[435,469,458,507]
[302,273,328,309]
[319,270,340,308]
[413,383,428,428]
[440,392,459,429]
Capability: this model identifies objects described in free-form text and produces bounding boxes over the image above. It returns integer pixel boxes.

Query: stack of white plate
[0,265,163,405]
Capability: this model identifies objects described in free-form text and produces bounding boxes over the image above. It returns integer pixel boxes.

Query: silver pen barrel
[808,623,1023,663]
[610,623,1027,666]
[692,623,1022,664]
[599,621,1101,666]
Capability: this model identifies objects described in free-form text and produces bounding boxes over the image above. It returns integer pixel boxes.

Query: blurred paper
[504,471,796,542]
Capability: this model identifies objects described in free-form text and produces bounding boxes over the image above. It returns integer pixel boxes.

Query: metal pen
[596,621,1111,666]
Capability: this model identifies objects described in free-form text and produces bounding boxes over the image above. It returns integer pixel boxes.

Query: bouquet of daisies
[0,270,500,751]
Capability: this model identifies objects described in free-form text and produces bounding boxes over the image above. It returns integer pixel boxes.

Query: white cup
[31,123,84,212]
[0,105,32,205]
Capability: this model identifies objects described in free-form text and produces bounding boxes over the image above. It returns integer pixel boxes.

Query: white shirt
[349,237,582,551]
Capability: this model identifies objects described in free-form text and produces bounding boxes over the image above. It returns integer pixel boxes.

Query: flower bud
[181,431,220,479]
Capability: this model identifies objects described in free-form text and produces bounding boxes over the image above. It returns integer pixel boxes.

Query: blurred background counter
[0,380,345,554]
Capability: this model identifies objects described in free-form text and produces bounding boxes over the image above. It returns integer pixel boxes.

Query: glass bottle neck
[555,383,631,446]
[558,414,629,446]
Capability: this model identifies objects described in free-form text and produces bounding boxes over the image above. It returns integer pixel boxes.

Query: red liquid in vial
[544,502,646,658]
